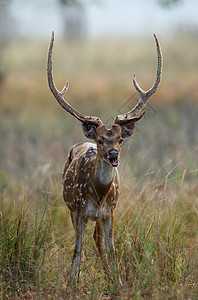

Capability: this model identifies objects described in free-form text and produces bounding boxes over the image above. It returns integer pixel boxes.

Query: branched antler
[114,34,162,125]
[47,31,103,127]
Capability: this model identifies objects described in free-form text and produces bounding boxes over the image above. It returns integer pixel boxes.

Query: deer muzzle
[108,149,119,167]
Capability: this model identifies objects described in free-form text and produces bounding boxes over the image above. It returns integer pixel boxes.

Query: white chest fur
[95,158,114,186]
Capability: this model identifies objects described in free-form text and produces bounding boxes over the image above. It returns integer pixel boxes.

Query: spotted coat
[62,142,119,220]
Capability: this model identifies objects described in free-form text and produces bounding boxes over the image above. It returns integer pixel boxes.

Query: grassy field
[0,32,198,299]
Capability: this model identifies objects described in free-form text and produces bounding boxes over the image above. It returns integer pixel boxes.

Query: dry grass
[0,174,197,299]
[0,31,198,298]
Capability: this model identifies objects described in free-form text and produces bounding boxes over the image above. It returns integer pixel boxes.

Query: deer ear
[119,112,145,139]
[121,121,136,139]
[81,122,97,139]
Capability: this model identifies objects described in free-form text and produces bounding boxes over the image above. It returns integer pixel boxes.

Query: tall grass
[0,170,197,298]
[0,194,52,294]
[116,174,197,298]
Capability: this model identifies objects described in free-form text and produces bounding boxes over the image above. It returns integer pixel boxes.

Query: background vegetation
[0,31,197,298]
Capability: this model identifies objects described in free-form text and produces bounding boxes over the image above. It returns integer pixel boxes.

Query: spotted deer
[47,32,162,283]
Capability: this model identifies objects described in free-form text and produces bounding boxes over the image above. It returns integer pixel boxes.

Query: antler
[114,34,162,125]
[47,31,103,127]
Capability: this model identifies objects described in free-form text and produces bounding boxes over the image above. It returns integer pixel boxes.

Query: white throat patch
[97,158,114,186]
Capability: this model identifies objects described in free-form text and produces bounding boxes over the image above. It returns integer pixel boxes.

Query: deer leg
[93,220,111,278]
[103,214,122,286]
[103,214,115,255]
[70,212,87,280]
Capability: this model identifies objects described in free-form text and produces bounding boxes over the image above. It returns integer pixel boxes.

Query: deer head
[47,32,162,168]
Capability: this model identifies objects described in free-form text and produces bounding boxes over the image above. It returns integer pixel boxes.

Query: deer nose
[108,149,118,159]
[108,149,119,167]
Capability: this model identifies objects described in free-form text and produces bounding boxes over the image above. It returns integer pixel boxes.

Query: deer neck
[93,156,114,197]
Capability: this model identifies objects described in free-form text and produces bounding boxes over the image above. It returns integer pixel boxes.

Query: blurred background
[0,0,198,194]
[1,2,198,296]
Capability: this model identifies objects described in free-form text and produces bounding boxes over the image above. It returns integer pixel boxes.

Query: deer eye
[98,139,103,146]
[119,139,124,144]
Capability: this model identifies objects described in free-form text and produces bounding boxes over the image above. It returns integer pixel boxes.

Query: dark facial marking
[107,129,113,136]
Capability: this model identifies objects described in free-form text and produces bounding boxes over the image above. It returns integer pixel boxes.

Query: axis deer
[47,32,162,283]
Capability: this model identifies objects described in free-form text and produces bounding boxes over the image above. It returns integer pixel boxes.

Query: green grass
[0,32,198,298]
[0,173,197,298]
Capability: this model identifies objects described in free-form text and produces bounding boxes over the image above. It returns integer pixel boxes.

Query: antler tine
[60,81,69,96]
[47,31,103,126]
[114,34,162,123]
